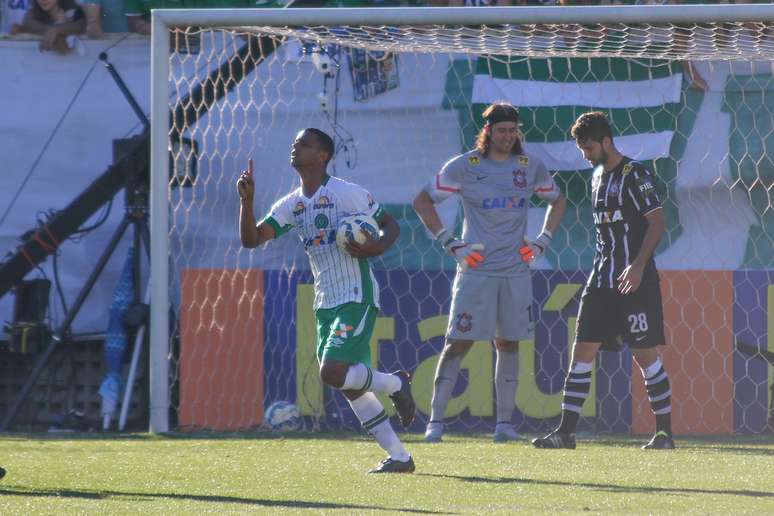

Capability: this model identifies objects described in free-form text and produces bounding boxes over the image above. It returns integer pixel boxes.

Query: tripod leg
[0,217,132,431]
[119,282,151,431]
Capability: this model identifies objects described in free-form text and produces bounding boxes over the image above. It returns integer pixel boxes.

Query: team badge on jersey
[519,156,529,166]
[468,156,480,165]
[608,180,620,197]
[313,196,334,209]
[512,169,527,189]
[314,213,329,229]
[622,163,634,175]
[292,201,305,216]
[455,312,473,333]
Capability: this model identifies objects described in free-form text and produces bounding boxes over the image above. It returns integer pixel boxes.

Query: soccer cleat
[493,424,523,443]
[642,430,675,450]
[0,466,5,480]
[389,370,416,427]
[368,456,416,474]
[424,422,444,443]
[532,430,576,449]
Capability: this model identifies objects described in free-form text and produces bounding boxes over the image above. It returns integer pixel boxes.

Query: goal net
[150,5,774,435]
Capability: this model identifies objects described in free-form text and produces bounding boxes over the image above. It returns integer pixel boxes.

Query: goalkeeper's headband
[483,106,520,127]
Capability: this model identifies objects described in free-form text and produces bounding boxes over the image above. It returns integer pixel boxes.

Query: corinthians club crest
[512,170,527,189]
[456,312,473,333]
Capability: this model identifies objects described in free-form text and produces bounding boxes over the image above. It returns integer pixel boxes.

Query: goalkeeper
[413,102,566,443]
[238,128,416,473]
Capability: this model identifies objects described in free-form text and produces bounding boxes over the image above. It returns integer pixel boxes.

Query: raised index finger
[248,158,254,175]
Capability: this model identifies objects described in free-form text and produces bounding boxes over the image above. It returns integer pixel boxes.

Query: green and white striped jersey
[262,175,385,311]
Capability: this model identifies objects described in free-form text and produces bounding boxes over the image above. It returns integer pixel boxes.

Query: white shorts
[445,272,534,341]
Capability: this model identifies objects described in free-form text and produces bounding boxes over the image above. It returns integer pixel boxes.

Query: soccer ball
[265,401,301,432]
[336,213,379,250]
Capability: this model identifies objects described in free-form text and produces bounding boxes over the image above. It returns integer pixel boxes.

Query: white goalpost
[150,5,774,434]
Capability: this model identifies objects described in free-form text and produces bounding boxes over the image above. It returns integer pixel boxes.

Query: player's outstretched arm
[238,159,275,248]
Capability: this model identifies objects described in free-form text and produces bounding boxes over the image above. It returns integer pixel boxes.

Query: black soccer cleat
[642,430,675,450]
[368,456,416,474]
[389,370,416,427]
[532,430,576,449]
[0,466,5,480]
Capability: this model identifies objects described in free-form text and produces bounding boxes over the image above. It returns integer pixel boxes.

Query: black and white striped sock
[642,358,672,435]
[558,361,593,434]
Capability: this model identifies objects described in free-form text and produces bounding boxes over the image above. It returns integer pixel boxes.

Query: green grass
[1,432,773,514]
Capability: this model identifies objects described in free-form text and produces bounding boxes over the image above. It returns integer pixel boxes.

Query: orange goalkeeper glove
[519,230,552,263]
[435,229,485,272]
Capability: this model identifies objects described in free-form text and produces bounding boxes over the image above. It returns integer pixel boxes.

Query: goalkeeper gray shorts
[445,272,534,341]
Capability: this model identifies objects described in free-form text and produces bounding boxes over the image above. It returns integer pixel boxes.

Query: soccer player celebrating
[238,128,417,473]
[533,111,675,450]
[413,103,566,443]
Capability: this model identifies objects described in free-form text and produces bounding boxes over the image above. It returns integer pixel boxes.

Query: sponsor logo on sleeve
[638,180,655,194]
[622,163,634,175]
[292,201,306,216]
[518,156,529,166]
[468,156,481,165]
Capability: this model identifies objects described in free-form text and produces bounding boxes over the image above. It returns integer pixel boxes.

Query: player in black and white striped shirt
[533,112,675,451]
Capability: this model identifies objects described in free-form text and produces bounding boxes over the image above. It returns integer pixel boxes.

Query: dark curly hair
[570,111,613,143]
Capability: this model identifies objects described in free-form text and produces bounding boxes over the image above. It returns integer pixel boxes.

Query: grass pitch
[0,431,772,514]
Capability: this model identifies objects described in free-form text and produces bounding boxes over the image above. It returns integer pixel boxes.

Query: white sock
[349,392,410,462]
[340,363,369,390]
[370,370,401,395]
[340,364,401,394]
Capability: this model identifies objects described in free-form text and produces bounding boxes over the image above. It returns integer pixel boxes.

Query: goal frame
[149,4,774,433]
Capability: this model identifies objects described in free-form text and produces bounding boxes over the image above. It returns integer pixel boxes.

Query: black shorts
[576,282,666,350]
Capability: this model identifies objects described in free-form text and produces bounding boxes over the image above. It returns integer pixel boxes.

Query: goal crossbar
[152,5,774,27]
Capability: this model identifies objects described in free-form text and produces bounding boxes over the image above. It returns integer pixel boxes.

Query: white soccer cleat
[424,422,444,443]
[493,423,523,443]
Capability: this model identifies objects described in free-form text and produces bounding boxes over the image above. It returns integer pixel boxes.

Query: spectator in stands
[125,0,258,35]
[2,0,34,35]
[79,1,103,38]
[11,0,86,54]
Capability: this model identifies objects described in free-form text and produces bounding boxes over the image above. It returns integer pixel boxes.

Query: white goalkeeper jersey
[425,149,560,276]
[262,175,385,311]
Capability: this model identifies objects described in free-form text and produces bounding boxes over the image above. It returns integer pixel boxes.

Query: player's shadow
[0,486,447,514]
[418,473,774,499]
